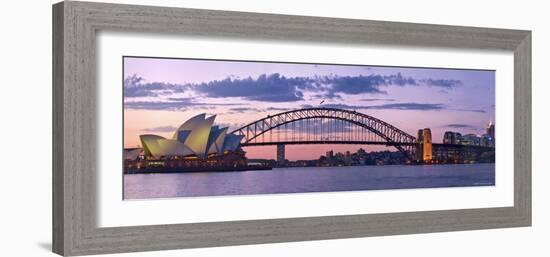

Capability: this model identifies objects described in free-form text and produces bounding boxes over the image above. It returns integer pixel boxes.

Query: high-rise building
[480,134,492,147]
[416,128,432,162]
[417,129,424,143]
[344,151,352,165]
[461,134,481,146]
[326,150,334,159]
[417,129,424,161]
[486,122,495,146]
[422,128,433,161]
[443,131,462,145]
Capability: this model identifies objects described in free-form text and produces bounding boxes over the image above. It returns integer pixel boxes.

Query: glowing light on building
[417,128,433,162]
[422,128,433,161]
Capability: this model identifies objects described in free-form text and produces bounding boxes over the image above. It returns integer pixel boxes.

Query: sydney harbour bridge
[230,107,494,164]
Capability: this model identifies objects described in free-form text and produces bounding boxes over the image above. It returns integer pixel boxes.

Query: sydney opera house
[124,114,259,173]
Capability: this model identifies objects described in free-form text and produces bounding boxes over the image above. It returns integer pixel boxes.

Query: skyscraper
[486,122,495,146]
[422,128,433,161]
[443,131,462,145]
[416,128,432,162]
[326,150,334,160]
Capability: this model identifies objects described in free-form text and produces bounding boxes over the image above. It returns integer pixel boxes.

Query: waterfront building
[326,150,334,159]
[442,123,495,148]
[123,148,142,160]
[416,128,432,162]
[138,113,244,160]
[344,151,352,165]
[443,131,462,145]
[486,122,495,141]
[123,113,256,173]
[421,128,433,161]
[417,129,424,161]
[460,134,481,146]
[485,122,495,147]
[480,134,492,147]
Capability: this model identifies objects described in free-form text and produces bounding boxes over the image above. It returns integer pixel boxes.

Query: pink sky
[123,57,495,160]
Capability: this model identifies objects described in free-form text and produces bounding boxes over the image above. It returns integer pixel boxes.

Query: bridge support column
[276,144,285,165]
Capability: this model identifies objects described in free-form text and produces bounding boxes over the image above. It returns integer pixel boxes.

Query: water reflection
[123,163,495,200]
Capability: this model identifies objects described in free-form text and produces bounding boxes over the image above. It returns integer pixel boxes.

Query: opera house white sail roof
[140,114,244,159]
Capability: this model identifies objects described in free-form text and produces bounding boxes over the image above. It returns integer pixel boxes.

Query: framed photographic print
[53,1,531,256]
[122,56,497,199]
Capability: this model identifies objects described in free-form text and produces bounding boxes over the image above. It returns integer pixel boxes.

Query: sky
[123,57,495,160]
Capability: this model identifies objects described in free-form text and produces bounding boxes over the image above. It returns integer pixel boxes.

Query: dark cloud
[364,103,445,111]
[229,107,262,113]
[266,107,291,112]
[451,108,486,113]
[166,97,190,101]
[125,101,190,110]
[320,73,418,95]
[229,106,293,114]
[311,72,455,99]
[165,97,240,107]
[298,103,445,111]
[124,97,239,111]
[124,74,144,87]
[445,124,474,128]
[313,103,445,111]
[314,103,365,109]
[193,72,422,102]
[360,98,395,102]
[421,79,462,88]
[312,92,343,100]
[193,73,307,102]
[141,125,178,133]
[320,75,388,95]
[124,74,187,98]
[385,73,418,86]
[124,72,463,103]
[301,73,418,100]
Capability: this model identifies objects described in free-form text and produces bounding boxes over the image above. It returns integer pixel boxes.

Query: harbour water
[123,163,495,199]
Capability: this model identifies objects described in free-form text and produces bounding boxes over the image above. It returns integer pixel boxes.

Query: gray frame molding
[52,1,531,256]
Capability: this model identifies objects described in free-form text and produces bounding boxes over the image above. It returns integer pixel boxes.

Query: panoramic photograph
[122,56,496,200]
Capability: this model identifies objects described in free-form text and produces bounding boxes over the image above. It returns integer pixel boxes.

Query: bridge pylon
[276,144,285,165]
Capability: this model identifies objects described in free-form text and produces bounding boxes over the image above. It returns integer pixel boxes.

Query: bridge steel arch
[230,108,418,161]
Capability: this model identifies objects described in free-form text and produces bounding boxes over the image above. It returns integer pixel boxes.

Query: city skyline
[123,56,495,160]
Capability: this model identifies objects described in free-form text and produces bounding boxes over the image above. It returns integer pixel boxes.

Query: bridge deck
[242,141,493,149]
[242,141,417,147]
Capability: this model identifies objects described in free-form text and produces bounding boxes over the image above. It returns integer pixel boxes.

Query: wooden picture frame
[52,1,531,256]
